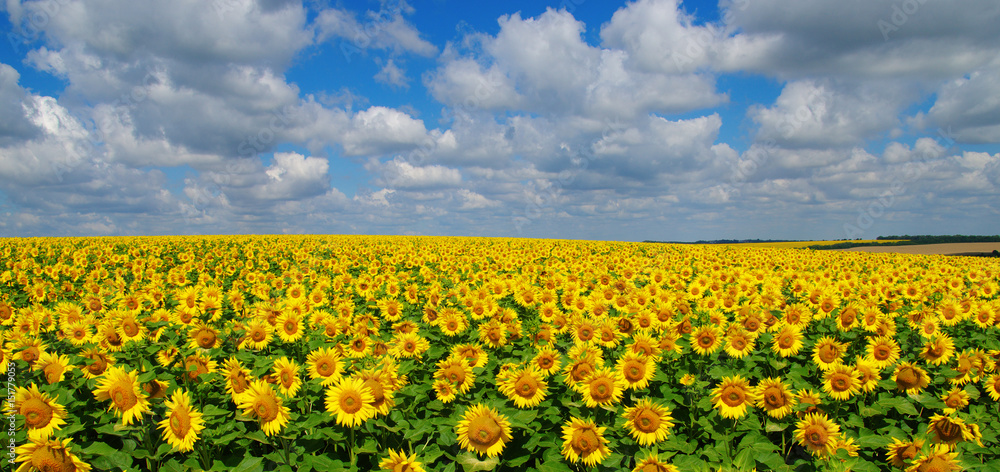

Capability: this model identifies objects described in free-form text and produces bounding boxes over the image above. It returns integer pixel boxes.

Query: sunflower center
[590,379,612,402]
[634,409,660,433]
[579,327,593,341]
[444,366,466,385]
[123,320,139,337]
[831,375,849,391]
[538,357,554,370]
[571,428,600,455]
[22,398,53,429]
[363,379,385,408]
[731,338,746,351]
[722,387,745,407]
[283,321,297,334]
[818,344,840,363]
[111,385,139,411]
[698,334,714,348]
[467,416,502,447]
[22,348,39,364]
[935,420,962,443]
[763,387,785,408]
[251,329,266,342]
[404,341,416,352]
[625,363,644,382]
[515,375,538,397]
[778,334,794,349]
[43,363,65,384]
[896,367,920,389]
[86,356,108,375]
[874,345,895,360]
[30,445,76,472]
[570,362,594,382]
[197,331,216,349]
[253,396,279,423]
[169,410,191,438]
[339,392,363,414]
[280,371,293,388]
[804,426,828,447]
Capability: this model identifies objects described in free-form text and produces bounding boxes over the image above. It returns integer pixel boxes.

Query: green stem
[350,427,357,467]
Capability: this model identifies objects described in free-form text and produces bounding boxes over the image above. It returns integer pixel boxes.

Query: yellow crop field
[1,235,998,472]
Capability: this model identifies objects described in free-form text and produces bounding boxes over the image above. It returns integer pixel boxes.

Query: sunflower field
[1,235,999,472]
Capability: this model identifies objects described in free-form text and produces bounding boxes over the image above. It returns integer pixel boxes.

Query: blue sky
[1,0,998,241]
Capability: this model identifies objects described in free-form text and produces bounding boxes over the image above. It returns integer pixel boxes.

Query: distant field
[840,242,1000,255]
[722,239,903,248]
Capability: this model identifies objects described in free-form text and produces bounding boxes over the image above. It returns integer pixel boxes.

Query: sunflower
[531,346,562,376]
[853,356,882,393]
[241,320,273,350]
[622,398,674,446]
[272,357,302,398]
[237,379,290,436]
[307,347,344,386]
[940,387,970,411]
[985,374,1000,401]
[436,309,468,336]
[561,417,609,466]
[893,362,930,395]
[14,437,91,472]
[456,403,513,458]
[498,367,547,408]
[451,343,488,369]
[63,322,91,346]
[795,412,840,457]
[79,347,114,380]
[379,448,425,472]
[927,414,982,447]
[822,363,861,401]
[433,379,458,403]
[625,332,661,358]
[34,351,70,385]
[771,324,804,357]
[562,355,603,388]
[631,452,679,472]
[115,311,146,343]
[157,389,205,452]
[723,329,755,359]
[275,311,305,343]
[92,365,151,426]
[188,325,219,350]
[577,367,625,408]
[616,352,656,391]
[712,375,755,419]
[865,335,901,369]
[345,335,371,358]
[222,357,252,400]
[918,334,954,366]
[389,332,430,359]
[356,369,395,417]
[950,349,989,385]
[325,377,377,428]
[690,325,722,356]
[906,444,961,472]
[183,354,217,382]
[434,356,476,394]
[15,384,67,440]
[142,379,169,400]
[754,377,797,419]
[886,437,925,469]
[156,346,180,368]
[811,336,847,371]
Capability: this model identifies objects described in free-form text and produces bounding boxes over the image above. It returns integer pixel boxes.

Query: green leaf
[734,448,756,471]
[231,456,265,472]
[456,451,500,471]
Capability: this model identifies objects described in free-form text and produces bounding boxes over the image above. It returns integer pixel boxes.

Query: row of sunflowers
[1,235,999,471]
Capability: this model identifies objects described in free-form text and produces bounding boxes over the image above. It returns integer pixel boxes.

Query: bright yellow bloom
[379,448,425,472]
[237,379,290,436]
[272,357,302,398]
[158,389,205,452]
[14,384,67,440]
[456,404,512,458]
[92,365,151,426]
[754,377,796,419]
[325,377,377,428]
[712,375,756,419]
[622,398,674,446]
[822,363,861,401]
[561,417,609,466]
[795,412,840,457]
[307,347,344,386]
[15,437,91,472]
[498,366,548,408]
[577,367,625,408]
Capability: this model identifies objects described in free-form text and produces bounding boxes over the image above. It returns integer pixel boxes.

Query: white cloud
[374,59,408,88]
[314,5,436,57]
[373,159,462,190]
